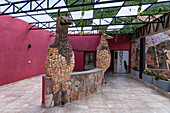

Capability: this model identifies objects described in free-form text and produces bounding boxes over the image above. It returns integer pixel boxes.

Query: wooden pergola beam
[131,12,170,41]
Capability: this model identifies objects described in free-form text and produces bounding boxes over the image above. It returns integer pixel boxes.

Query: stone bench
[42,68,103,107]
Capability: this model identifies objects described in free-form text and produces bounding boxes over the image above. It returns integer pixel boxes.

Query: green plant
[143,70,156,76]
[80,1,86,36]
[150,71,156,76]
[133,65,140,71]
[115,34,118,43]
[123,34,126,40]
[137,1,142,20]
[155,73,168,81]
[143,70,150,75]
[155,73,161,80]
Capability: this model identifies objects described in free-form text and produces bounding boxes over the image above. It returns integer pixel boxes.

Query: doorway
[112,50,129,73]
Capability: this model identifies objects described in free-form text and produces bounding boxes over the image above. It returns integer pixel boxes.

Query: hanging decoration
[115,34,118,43]
[123,34,126,40]
[137,0,142,20]
[80,0,86,36]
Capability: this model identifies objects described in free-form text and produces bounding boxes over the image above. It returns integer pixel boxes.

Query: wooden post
[140,38,145,79]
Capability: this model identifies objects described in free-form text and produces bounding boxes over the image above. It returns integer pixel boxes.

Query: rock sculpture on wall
[45,9,75,106]
[151,37,160,69]
[145,39,154,69]
[96,32,113,83]
[164,49,170,70]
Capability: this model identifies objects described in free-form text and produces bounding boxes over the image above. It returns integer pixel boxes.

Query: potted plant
[131,65,140,78]
[142,70,156,84]
[153,73,170,92]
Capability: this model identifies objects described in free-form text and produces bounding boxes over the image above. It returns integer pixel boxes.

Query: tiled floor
[0,71,170,113]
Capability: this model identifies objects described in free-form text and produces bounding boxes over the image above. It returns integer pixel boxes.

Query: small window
[84,51,96,70]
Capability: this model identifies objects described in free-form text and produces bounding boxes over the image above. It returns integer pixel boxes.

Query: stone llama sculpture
[96,32,113,83]
[164,49,170,70]
[45,9,75,106]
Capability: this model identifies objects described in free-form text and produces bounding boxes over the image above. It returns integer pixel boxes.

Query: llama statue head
[100,31,113,46]
[56,9,72,30]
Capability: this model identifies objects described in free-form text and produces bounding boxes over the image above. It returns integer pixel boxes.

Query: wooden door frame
[113,51,115,73]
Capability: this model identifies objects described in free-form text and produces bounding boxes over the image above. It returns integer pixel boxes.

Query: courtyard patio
[0,70,169,113]
[0,0,170,112]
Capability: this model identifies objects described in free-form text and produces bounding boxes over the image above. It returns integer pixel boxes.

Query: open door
[113,50,129,73]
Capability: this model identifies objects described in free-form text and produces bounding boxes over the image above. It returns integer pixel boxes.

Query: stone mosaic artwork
[96,32,113,80]
[131,30,170,70]
[131,30,170,78]
[146,30,170,70]
[131,39,140,68]
[45,9,75,106]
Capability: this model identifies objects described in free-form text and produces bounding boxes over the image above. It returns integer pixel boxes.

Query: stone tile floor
[0,71,170,113]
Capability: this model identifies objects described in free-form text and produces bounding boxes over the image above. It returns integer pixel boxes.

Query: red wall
[108,35,130,50]
[73,51,84,71]
[0,15,54,86]
[0,14,131,86]
[69,34,130,51]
